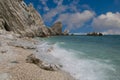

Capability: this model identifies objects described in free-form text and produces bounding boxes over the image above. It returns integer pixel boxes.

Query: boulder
[26,54,42,65]
[40,63,60,71]
[26,54,60,71]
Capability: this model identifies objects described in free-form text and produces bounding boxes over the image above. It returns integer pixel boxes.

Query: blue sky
[25,0,120,34]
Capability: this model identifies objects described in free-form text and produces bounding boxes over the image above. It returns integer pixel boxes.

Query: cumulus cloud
[39,0,49,11]
[92,12,120,34]
[81,4,92,10]
[42,0,93,29]
[56,10,95,30]
[103,30,120,35]
[40,0,48,5]
[53,0,63,6]
[37,5,42,10]
[43,5,68,23]
[42,0,82,23]
[39,0,95,32]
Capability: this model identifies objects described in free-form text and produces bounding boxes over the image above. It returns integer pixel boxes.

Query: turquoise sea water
[40,35,120,80]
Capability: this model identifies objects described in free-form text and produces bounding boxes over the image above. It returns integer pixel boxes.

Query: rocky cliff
[0,0,63,37]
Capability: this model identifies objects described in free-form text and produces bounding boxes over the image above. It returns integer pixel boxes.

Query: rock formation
[0,0,65,37]
[63,30,69,35]
[0,30,74,80]
[26,54,60,71]
[87,32,103,36]
[51,21,62,35]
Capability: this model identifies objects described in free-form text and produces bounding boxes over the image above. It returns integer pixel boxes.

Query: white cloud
[42,0,82,23]
[103,30,120,35]
[39,0,48,4]
[37,5,42,10]
[53,0,63,6]
[56,10,95,30]
[92,12,120,34]
[67,0,81,12]
[39,0,49,11]
[43,5,68,23]
[42,1,95,31]
[43,6,49,11]
[40,0,94,32]
[71,0,80,5]
[81,4,92,10]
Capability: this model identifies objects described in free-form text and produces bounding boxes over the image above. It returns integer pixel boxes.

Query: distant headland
[86,32,103,36]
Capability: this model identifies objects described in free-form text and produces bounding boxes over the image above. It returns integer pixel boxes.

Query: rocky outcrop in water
[0,0,65,37]
[87,32,103,36]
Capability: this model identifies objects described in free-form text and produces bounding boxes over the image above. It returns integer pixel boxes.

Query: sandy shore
[0,30,74,80]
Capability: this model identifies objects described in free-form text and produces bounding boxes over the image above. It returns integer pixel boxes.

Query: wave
[36,41,117,80]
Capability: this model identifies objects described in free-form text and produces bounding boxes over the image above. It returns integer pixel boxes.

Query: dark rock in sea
[87,32,103,36]
[98,32,103,36]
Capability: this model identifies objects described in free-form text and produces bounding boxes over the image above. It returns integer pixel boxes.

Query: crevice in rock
[4,22,11,31]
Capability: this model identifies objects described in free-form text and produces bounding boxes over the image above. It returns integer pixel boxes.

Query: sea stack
[51,21,62,35]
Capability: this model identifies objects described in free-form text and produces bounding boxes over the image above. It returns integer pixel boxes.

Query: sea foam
[37,41,116,80]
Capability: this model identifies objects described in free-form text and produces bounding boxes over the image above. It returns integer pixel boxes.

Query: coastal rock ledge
[0,0,74,80]
[0,30,75,80]
[0,0,64,37]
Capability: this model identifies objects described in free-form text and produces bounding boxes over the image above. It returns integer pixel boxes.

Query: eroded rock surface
[0,30,74,80]
[26,54,60,71]
[0,0,66,37]
[0,0,49,37]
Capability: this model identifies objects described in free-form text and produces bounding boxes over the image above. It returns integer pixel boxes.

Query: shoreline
[0,30,75,80]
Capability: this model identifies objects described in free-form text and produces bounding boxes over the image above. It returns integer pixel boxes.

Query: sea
[38,35,120,80]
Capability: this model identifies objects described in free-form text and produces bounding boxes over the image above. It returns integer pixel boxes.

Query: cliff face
[0,0,63,37]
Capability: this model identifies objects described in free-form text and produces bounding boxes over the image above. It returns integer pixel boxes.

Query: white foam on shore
[35,42,61,65]
[37,42,116,80]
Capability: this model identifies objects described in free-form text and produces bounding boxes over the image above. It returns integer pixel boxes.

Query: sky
[24,0,120,34]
